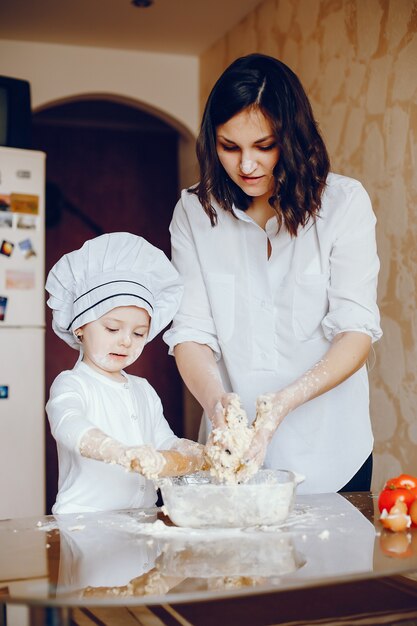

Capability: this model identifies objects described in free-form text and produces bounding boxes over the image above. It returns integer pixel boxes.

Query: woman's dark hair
[191,53,330,235]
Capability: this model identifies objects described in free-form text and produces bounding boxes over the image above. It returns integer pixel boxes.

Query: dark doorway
[32,99,183,514]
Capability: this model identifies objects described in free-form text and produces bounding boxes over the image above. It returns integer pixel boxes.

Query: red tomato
[385,474,417,490]
[378,487,417,513]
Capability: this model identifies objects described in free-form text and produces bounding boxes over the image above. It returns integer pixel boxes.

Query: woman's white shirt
[164,173,382,494]
[46,361,177,513]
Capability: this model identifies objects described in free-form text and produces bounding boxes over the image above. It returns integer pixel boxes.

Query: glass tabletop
[0,492,416,609]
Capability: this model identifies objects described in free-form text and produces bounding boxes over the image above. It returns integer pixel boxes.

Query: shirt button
[124,383,129,390]
[131,414,138,421]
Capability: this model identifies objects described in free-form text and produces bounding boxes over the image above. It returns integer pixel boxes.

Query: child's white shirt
[46,360,177,514]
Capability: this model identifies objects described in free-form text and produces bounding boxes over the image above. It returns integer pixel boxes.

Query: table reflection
[0,492,416,609]
[56,511,161,593]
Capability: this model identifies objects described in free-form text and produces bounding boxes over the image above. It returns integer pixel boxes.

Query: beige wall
[200,0,417,490]
[0,40,199,137]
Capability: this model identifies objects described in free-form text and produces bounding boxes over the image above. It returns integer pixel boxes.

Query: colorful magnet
[0,296,8,321]
[0,240,14,256]
[10,193,39,215]
[0,386,9,399]
[5,269,35,289]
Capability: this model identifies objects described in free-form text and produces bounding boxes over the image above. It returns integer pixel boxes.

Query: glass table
[1,492,417,625]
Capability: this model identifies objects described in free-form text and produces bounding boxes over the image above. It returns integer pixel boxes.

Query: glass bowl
[159,469,303,528]
[156,533,305,579]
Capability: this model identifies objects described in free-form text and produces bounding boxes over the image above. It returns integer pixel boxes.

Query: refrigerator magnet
[0,240,14,256]
[0,214,12,229]
[18,238,36,259]
[0,296,8,321]
[10,193,39,216]
[0,195,11,211]
[17,214,37,230]
[5,269,35,290]
[0,386,8,399]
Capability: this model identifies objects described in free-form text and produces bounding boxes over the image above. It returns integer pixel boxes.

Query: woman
[164,53,382,494]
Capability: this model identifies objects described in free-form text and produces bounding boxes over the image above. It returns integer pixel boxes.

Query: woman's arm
[174,341,231,428]
[244,330,372,469]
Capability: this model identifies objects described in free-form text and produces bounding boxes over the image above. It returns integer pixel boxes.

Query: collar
[75,360,129,388]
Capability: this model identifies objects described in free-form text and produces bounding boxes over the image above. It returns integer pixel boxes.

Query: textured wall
[200,0,417,490]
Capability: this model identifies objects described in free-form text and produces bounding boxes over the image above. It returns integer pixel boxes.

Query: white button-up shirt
[164,173,382,493]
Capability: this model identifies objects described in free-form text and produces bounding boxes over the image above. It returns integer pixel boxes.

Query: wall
[0,39,199,138]
[200,0,417,490]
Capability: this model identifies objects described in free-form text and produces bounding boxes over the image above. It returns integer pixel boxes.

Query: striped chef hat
[46,232,183,349]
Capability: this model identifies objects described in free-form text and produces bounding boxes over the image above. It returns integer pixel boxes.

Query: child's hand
[157,448,208,477]
[126,445,166,479]
[129,441,207,479]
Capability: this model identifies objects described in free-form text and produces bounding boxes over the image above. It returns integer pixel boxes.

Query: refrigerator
[0,146,46,518]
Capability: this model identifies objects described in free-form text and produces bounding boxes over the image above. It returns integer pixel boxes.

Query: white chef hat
[45,232,183,349]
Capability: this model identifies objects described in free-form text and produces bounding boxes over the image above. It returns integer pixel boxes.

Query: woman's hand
[205,393,243,459]
[209,392,240,429]
[205,393,254,482]
[236,392,290,478]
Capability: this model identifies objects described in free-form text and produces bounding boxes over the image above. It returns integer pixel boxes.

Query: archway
[32,96,195,513]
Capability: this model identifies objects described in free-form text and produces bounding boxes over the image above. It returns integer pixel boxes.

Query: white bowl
[159,469,303,529]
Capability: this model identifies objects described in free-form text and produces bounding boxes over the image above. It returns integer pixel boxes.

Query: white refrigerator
[0,146,46,518]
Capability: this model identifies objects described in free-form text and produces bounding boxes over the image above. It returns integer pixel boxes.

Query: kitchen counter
[1,492,417,625]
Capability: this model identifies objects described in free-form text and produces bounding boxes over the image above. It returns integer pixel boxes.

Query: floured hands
[235,392,290,480]
[158,440,207,477]
[126,445,166,479]
[79,428,207,480]
[79,428,166,479]
[210,392,240,429]
[205,394,255,483]
[205,393,242,462]
[131,443,207,479]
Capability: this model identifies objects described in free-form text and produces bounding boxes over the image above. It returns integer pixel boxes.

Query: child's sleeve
[149,389,179,450]
[46,372,95,453]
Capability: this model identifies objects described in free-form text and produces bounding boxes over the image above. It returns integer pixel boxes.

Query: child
[46,232,205,514]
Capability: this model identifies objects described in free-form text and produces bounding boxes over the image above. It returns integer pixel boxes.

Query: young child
[46,232,205,514]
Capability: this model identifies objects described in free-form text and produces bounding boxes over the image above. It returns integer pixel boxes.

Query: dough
[205,395,254,484]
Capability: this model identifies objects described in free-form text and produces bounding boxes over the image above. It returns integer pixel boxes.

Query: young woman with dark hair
[194,54,330,234]
[164,54,382,494]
